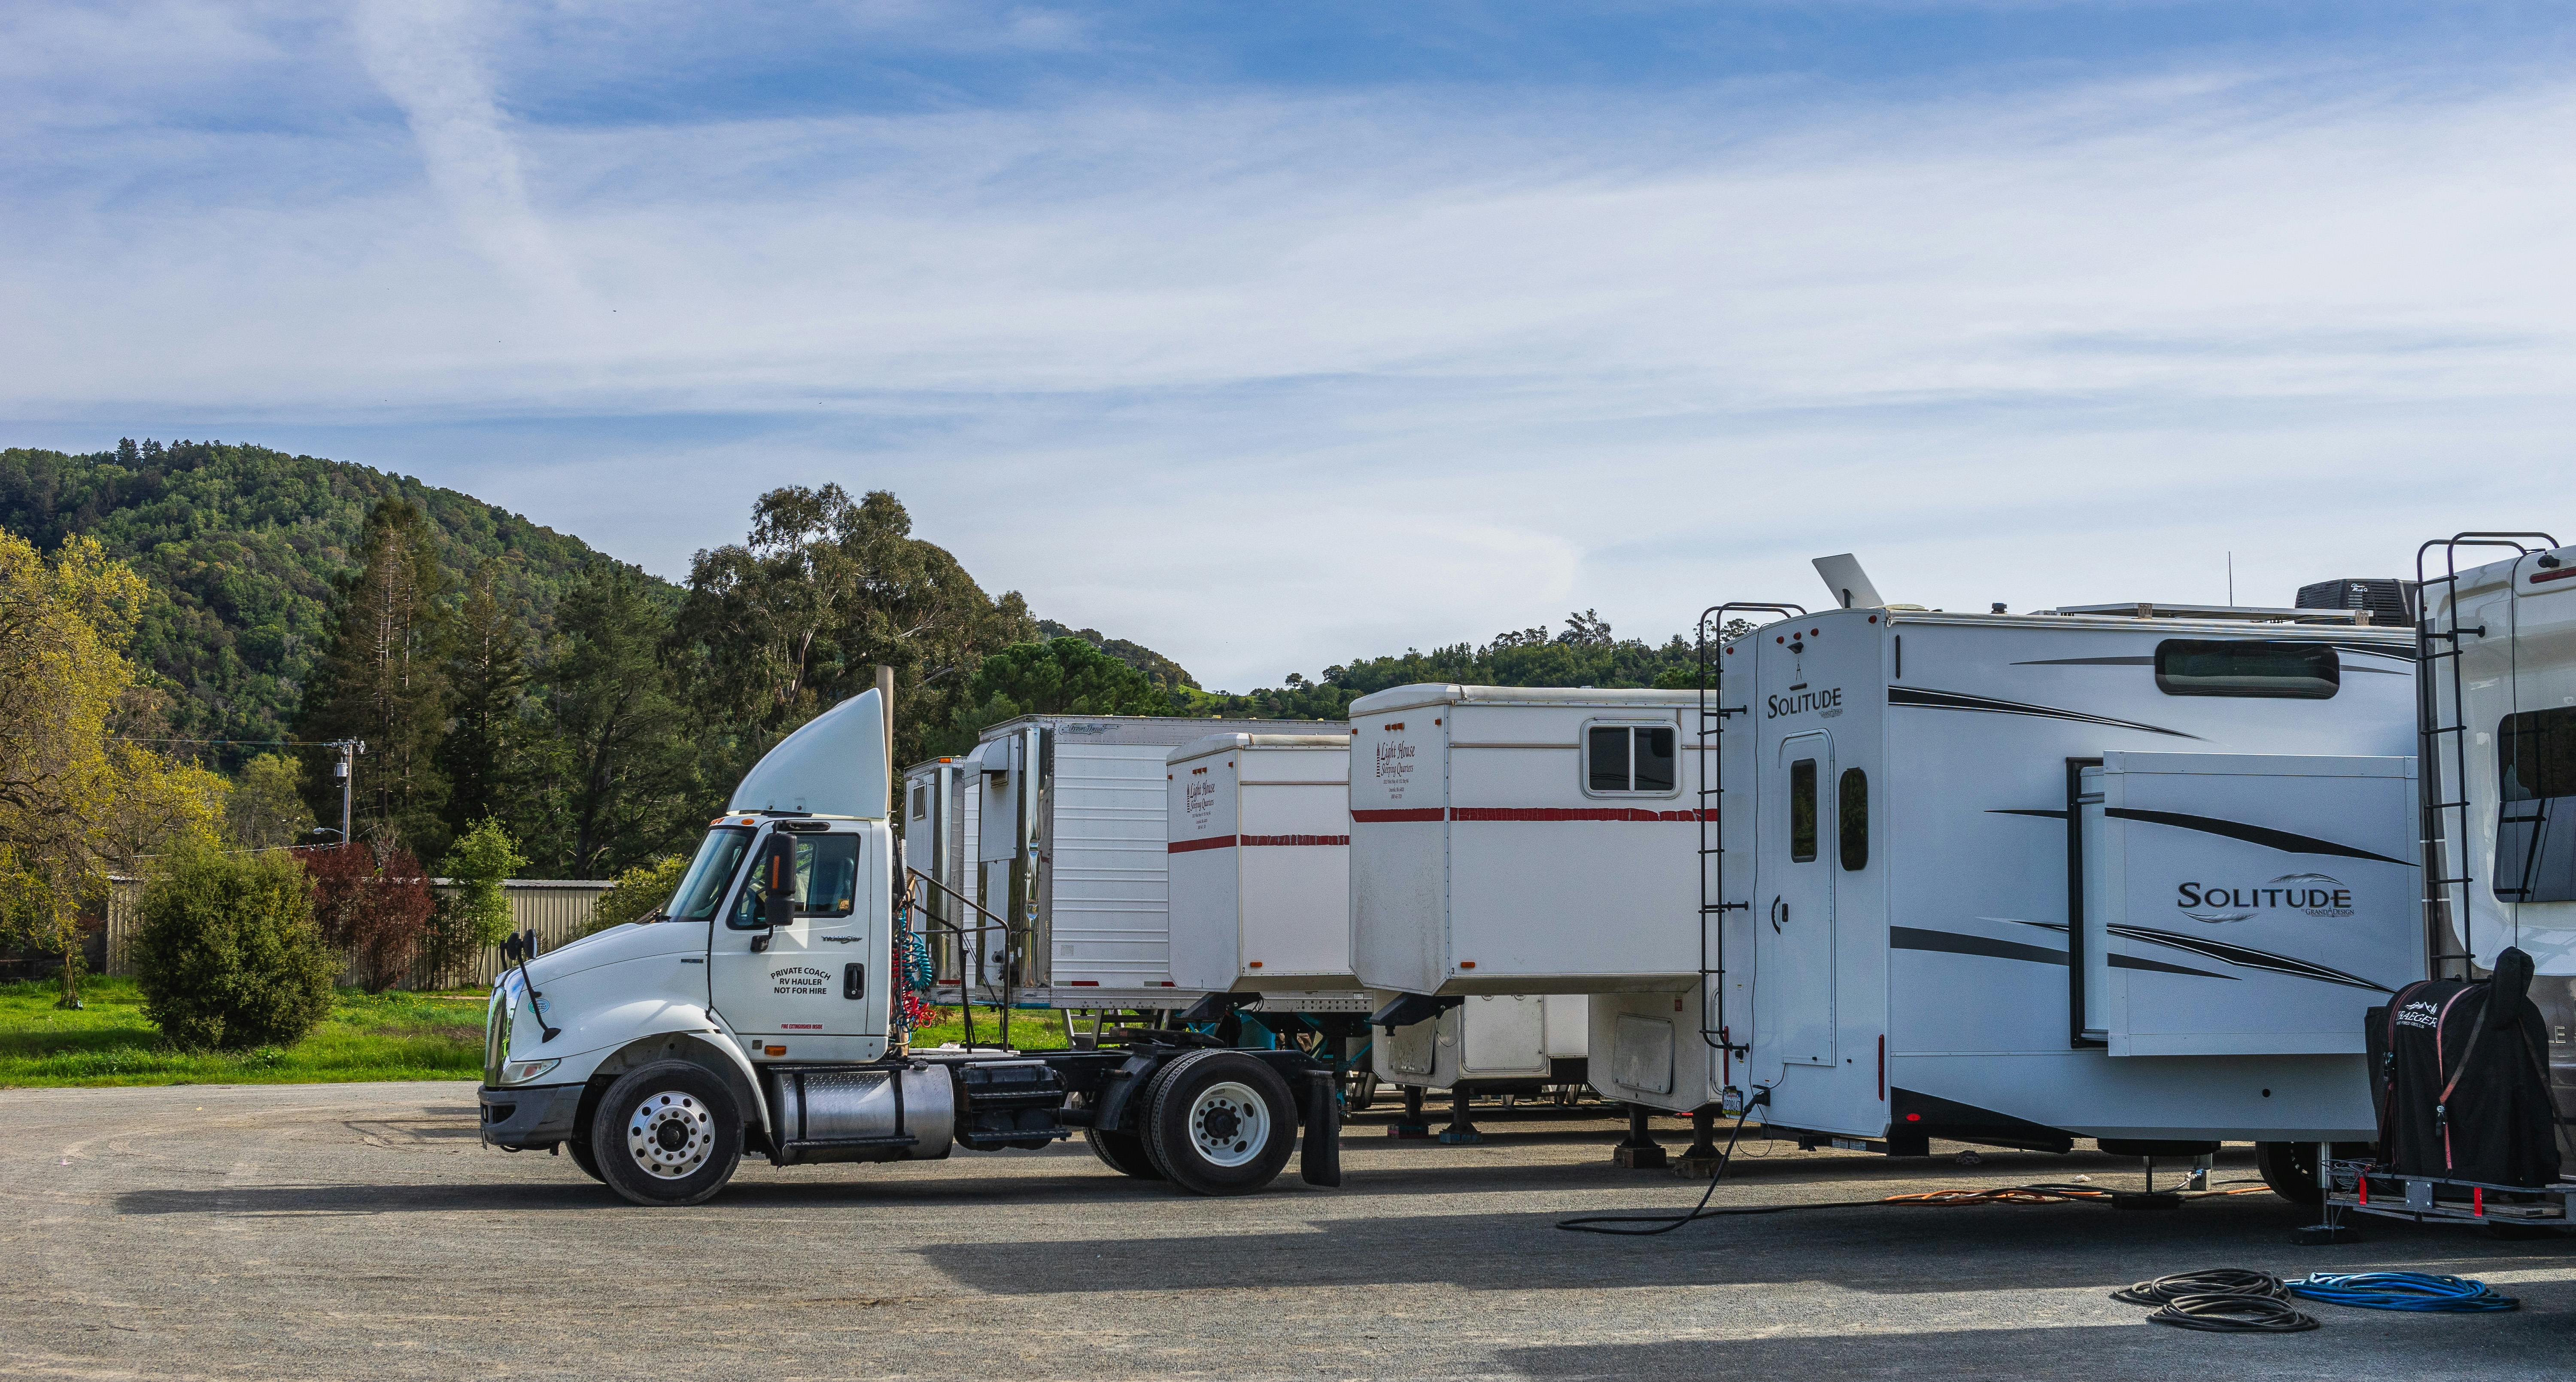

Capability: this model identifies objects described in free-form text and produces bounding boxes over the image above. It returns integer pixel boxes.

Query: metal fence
[103,877,614,991]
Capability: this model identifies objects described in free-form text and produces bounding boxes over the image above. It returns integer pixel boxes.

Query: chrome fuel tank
[766,1063,956,1164]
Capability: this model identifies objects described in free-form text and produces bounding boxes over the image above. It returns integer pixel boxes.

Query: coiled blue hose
[2284,1272,2518,1312]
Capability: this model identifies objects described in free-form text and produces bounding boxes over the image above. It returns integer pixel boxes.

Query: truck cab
[478,689,1340,1204]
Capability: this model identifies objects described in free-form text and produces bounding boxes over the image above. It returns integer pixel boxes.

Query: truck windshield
[667,827,754,921]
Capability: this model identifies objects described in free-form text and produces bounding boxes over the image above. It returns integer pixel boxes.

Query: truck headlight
[499,1058,560,1085]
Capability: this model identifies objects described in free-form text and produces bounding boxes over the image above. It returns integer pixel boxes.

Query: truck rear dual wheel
[1141,1050,1298,1195]
[1086,1126,1165,1180]
[590,1062,744,1206]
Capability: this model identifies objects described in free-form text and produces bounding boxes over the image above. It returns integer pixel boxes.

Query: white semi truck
[477,689,1341,1205]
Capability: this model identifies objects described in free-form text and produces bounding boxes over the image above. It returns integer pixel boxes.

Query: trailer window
[1636,727,1676,792]
[2497,708,2576,903]
[1838,768,1868,871]
[1585,724,1680,795]
[1789,758,1818,862]
[911,784,927,820]
[731,832,862,926]
[2153,639,2339,698]
[1588,726,1630,791]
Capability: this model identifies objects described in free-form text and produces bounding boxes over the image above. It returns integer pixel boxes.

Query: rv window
[1588,726,1631,791]
[1789,759,1818,862]
[1838,768,1868,871]
[2153,639,2339,698]
[911,784,927,820]
[1637,728,1677,792]
[2497,708,2576,903]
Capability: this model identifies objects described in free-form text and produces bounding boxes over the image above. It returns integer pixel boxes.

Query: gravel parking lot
[4,1081,2570,1379]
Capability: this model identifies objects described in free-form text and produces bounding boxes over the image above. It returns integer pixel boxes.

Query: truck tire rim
[1188,1081,1268,1167]
[626,1091,712,1179]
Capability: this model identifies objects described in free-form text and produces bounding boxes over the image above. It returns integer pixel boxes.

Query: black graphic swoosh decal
[1987,808,2070,820]
[2105,925,2393,992]
[1988,918,2233,980]
[1892,927,2066,966]
[1888,687,2201,739]
[2102,807,2409,865]
[2011,656,2154,667]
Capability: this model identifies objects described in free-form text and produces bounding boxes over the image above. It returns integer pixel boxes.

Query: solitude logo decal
[2176,872,2354,923]
[1766,687,1844,720]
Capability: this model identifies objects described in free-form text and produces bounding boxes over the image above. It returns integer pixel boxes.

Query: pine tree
[296,499,451,858]
[438,561,528,840]
[526,564,697,877]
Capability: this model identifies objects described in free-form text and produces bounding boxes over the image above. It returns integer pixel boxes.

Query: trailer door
[1761,733,1837,1066]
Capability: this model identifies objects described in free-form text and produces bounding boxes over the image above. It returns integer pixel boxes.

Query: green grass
[0,976,487,1087]
[0,983,1091,1087]
[903,1005,1073,1050]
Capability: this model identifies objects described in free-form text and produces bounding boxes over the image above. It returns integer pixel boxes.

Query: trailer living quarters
[906,714,1340,1013]
[1352,593,2427,1186]
[1169,729,1584,1130]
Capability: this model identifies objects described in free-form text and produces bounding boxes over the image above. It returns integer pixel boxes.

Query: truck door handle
[844,963,865,1000]
[1771,897,1788,931]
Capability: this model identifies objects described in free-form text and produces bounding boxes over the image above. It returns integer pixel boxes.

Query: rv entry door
[1761,733,1837,1066]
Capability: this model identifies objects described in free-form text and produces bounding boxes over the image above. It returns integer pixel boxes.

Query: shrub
[133,847,336,1050]
[304,843,435,993]
[423,818,526,984]
[583,854,688,936]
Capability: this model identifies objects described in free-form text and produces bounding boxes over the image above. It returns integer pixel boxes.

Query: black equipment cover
[2370,948,2561,1187]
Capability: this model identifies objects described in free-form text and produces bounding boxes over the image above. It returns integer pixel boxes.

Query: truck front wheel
[1143,1050,1297,1195]
[591,1062,744,1206]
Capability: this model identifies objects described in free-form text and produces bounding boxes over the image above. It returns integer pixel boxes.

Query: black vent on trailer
[2295,577,2417,627]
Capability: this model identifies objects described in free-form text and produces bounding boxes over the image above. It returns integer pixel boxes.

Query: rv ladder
[1692,600,1806,1055]
[2413,533,2557,981]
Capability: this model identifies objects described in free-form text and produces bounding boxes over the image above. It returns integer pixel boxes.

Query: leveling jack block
[1437,1088,1482,1145]
[1389,1085,1431,1140]
[1612,1105,1668,1170]
[1674,1107,1725,1179]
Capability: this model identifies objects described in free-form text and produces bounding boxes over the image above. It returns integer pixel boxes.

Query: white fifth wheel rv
[2414,533,2576,1160]
[903,714,1327,1014]
[1169,728,1583,1135]
[1353,566,2425,1191]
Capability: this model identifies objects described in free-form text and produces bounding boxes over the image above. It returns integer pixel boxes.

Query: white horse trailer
[1353,577,2427,1183]
[922,714,1329,1012]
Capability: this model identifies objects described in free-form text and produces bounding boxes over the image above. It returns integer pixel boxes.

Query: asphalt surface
[4,1081,2572,1379]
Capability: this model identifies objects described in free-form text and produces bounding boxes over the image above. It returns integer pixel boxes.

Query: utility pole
[333,740,365,843]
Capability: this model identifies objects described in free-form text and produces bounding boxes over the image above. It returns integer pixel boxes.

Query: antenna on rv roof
[1811,554,1884,611]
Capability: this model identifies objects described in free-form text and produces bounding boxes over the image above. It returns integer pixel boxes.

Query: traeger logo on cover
[770,965,830,995]
[2176,872,2354,923]
[2393,999,2441,1029]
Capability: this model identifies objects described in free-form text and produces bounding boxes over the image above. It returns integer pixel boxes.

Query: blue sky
[6,1,2574,688]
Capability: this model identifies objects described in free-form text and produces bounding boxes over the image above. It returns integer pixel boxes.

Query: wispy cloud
[1,5,2570,686]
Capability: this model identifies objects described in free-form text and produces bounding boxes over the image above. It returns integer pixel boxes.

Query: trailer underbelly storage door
[2082,752,2420,1056]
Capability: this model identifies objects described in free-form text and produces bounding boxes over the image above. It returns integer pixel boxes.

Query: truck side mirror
[751,834,796,949]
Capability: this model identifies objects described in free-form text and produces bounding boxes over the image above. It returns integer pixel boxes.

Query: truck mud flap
[1301,1069,1342,1187]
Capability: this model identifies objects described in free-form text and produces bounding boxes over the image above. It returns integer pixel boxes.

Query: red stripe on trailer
[1241,833,1349,847]
[1449,807,1712,823]
[1168,834,1238,853]
[2531,566,2576,584]
[1352,808,1446,823]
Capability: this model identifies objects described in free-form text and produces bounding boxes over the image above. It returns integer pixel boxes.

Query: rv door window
[1838,767,1868,871]
[2497,708,2576,903]
[1789,758,1818,862]
[2153,639,2339,698]
[1584,723,1680,795]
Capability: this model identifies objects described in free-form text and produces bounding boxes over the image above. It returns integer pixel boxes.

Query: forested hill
[0,441,637,747]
